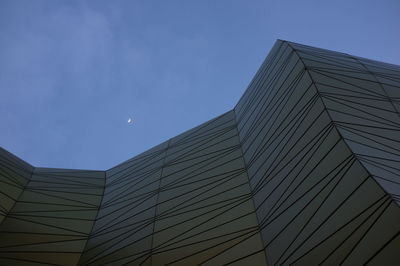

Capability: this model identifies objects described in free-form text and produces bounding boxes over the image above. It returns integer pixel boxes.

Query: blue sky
[1,0,400,170]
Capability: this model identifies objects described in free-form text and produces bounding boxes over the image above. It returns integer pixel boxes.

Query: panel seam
[286,41,400,210]
[232,108,269,265]
[77,170,107,265]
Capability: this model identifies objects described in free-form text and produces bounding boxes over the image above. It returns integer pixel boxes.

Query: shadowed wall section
[0,163,104,265]
[234,40,400,265]
[79,111,266,265]
[0,148,33,226]
[1,40,399,265]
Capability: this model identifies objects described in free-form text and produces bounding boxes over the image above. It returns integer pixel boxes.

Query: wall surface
[1,40,399,265]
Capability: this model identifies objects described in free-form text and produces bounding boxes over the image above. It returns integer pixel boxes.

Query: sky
[1,0,400,170]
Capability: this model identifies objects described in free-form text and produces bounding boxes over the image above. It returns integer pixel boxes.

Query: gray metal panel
[1,40,400,265]
[0,167,104,265]
[235,40,400,265]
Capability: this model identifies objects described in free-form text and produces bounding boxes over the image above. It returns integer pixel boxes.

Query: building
[1,40,399,265]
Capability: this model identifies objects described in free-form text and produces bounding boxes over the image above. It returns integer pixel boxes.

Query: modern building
[1,40,399,265]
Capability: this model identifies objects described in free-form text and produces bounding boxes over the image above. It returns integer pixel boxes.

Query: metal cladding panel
[79,142,168,265]
[235,40,400,265]
[79,111,266,265]
[292,42,400,206]
[0,148,33,225]
[1,40,400,265]
[0,166,104,265]
[149,111,265,266]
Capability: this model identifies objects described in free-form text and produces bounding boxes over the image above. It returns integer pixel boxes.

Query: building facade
[1,40,399,265]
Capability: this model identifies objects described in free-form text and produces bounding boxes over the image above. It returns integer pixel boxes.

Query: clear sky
[1,0,400,170]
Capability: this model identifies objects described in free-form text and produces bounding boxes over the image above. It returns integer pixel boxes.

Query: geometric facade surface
[1,40,399,265]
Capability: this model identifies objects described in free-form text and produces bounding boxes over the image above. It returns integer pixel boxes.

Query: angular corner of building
[1,40,400,265]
